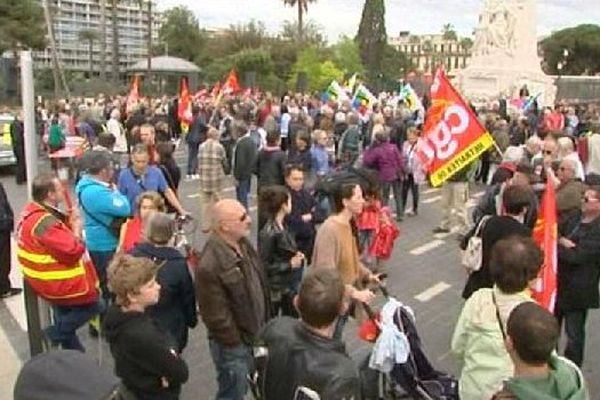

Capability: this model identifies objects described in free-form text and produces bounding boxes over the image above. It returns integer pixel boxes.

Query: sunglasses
[584,197,598,203]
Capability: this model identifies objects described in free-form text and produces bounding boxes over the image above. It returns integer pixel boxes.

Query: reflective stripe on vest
[21,263,85,281]
[17,247,57,264]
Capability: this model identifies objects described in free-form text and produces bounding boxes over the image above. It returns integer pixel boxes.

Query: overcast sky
[156,0,600,42]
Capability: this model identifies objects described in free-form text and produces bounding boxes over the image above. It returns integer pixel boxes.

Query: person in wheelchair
[257,267,361,400]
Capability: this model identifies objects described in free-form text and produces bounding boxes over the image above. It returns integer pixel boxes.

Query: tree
[283,0,317,42]
[226,20,269,52]
[355,0,387,79]
[158,6,205,62]
[0,0,46,54]
[379,44,413,88]
[331,36,365,76]
[459,37,473,52]
[42,0,70,98]
[540,24,600,75]
[280,20,325,46]
[442,23,458,41]
[288,46,343,92]
[78,29,99,78]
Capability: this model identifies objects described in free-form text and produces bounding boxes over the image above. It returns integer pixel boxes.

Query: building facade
[34,0,161,74]
[389,31,472,74]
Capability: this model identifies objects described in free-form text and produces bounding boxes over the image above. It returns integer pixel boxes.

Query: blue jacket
[75,176,131,251]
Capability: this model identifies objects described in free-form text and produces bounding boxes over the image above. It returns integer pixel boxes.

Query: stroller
[359,286,459,400]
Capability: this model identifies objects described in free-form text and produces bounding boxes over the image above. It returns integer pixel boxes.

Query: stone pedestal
[456,0,556,105]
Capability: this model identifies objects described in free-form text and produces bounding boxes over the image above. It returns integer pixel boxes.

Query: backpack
[48,123,66,151]
[461,215,492,273]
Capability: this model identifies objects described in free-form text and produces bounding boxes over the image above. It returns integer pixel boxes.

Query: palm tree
[42,0,70,98]
[99,0,107,80]
[442,23,458,41]
[78,29,99,78]
[282,0,317,42]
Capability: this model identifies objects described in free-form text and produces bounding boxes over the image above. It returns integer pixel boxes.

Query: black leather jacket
[259,317,361,400]
[258,221,299,291]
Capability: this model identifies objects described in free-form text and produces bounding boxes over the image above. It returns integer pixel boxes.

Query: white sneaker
[193,174,200,180]
[185,175,193,181]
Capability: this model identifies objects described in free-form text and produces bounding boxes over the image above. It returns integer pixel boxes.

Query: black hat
[14,350,119,400]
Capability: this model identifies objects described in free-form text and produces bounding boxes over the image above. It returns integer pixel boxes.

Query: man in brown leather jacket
[195,198,270,400]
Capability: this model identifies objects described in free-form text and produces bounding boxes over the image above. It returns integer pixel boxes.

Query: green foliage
[158,6,205,61]
[355,0,387,79]
[288,47,343,92]
[442,24,458,41]
[280,20,326,46]
[331,36,365,76]
[0,0,47,54]
[540,24,600,75]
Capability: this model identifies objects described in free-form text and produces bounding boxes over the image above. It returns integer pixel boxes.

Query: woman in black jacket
[258,185,305,318]
[130,212,197,352]
[461,184,533,300]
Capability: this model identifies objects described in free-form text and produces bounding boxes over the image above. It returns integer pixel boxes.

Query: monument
[456,0,556,105]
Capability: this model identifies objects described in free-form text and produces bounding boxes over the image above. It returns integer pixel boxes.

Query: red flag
[417,69,495,187]
[210,81,221,97]
[222,69,241,94]
[178,76,193,133]
[126,74,140,114]
[531,178,558,312]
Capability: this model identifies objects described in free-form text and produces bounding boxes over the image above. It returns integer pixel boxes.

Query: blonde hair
[135,191,166,214]
[312,129,327,142]
[107,254,159,307]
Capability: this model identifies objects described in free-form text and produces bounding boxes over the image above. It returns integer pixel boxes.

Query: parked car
[0,113,16,168]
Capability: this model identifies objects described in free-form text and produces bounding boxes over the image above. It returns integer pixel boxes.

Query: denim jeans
[235,178,251,210]
[46,301,103,351]
[187,143,200,175]
[557,308,588,367]
[208,339,254,400]
[89,250,115,304]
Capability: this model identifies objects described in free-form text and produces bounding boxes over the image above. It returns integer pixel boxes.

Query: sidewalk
[0,237,26,399]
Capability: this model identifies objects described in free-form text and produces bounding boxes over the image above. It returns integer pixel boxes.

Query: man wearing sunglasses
[195,199,270,400]
[556,186,600,368]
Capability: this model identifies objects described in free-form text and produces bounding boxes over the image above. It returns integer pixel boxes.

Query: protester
[461,185,533,299]
[312,182,380,336]
[195,199,270,400]
[0,182,20,298]
[9,110,26,184]
[17,173,101,350]
[337,112,361,165]
[363,128,406,221]
[452,236,542,400]
[401,126,426,216]
[104,254,189,400]
[130,212,197,352]
[284,165,320,262]
[259,268,361,400]
[556,185,600,367]
[556,159,586,235]
[287,130,312,173]
[198,127,228,232]
[155,142,181,214]
[231,119,258,210]
[310,129,331,179]
[185,106,207,180]
[76,151,131,309]
[492,302,588,399]
[433,162,477,234]
[118,191,166,253]
[117,144,186,216]
[258,185,304,318]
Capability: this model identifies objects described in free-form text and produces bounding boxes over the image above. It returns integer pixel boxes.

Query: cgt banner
[418,69,495,187]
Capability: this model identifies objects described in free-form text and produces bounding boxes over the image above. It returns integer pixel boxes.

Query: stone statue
[457,0,557,106]
[472,0,519,57]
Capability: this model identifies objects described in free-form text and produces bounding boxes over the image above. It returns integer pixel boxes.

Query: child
[103,254,189,400]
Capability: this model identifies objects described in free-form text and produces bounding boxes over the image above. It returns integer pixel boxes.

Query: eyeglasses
[584,197,599,203]
[543,150,554,155]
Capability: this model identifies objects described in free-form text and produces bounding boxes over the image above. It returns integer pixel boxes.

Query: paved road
[1,153,599,399]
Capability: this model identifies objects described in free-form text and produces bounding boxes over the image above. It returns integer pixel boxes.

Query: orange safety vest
[16,202,99,306]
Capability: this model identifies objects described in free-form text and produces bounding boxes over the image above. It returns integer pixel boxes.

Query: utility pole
[20,51,46,357]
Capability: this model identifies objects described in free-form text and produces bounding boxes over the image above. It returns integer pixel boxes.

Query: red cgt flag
[178,76,193,133]
[222,69,241,94]
[126,74,140,114]
[531,178,558,312]
[417,69,495,187]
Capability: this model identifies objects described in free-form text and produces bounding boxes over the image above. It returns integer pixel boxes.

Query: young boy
[492,302,588,399]
[103,254,188,400]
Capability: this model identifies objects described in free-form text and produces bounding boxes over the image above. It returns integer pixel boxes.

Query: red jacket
[16,202,99,306]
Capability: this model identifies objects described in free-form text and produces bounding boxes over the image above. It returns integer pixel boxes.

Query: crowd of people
[1,86,600,400]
